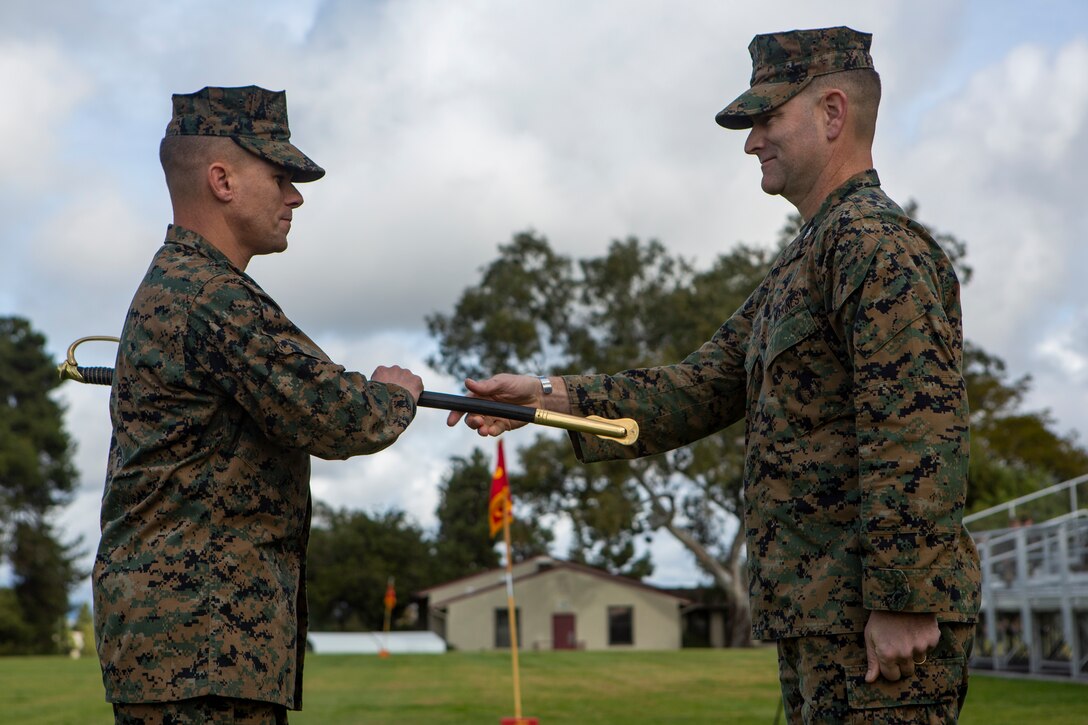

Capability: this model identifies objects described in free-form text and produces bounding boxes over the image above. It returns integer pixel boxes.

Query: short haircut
[807,68,881,141]
[159,135,249,201]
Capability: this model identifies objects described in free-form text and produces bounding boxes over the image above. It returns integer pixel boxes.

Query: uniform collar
[164,224,245,275]
[809,169,881,224]
[774,169,882,267]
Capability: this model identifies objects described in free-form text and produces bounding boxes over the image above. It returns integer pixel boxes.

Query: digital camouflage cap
[165,85,325,182]
[716,26,875,130]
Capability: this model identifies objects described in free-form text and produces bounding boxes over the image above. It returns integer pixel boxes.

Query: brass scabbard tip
[586,415,639,445]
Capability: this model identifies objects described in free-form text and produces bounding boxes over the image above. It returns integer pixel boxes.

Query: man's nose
[286,184,304,208]
[743,126,763,156]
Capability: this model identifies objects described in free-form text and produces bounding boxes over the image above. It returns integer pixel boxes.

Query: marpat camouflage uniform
[114,695,288,724]
[93,223,416,709]
[778,622,974,723]
[564,170,981,717]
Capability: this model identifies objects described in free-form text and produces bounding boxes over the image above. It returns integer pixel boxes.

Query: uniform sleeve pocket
[844,659,963,710]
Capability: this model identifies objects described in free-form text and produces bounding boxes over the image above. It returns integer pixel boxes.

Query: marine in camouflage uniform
[458,28,981,723]
[94,86,421,724]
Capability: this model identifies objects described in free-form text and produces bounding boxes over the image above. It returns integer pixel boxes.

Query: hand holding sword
[445,375,576,436]
[58,336,638,445]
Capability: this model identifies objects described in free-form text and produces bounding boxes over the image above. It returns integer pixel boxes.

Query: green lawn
[2,649,1084,724]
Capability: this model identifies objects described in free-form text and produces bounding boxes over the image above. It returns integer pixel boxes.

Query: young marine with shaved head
[95,86,423,724]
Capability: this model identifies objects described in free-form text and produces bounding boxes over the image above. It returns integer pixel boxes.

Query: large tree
[427,216,1088,646]
[0,317,82,654]
[432,447,551,583]
[428,232,773,644]
[962,343,1088,516]
[0,317,78,521]
[8,519,82,653]
[432,448,502,578]
[306,502,437,631]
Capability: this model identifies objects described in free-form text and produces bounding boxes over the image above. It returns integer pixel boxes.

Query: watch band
[537,375,553,395]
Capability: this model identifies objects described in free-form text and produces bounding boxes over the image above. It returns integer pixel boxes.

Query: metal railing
[966,475,1088,679]
[965,473,1088,531]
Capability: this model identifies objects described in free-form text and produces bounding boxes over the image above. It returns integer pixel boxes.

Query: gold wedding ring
[913,654,927,665]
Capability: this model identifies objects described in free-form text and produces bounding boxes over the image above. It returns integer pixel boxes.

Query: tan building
[417,556,689,652]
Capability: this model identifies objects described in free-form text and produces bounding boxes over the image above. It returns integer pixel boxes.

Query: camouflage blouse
[94,225,416,707]
[565,171,981,640]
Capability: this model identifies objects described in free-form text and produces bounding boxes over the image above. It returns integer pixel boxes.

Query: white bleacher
[966,473,1088,680]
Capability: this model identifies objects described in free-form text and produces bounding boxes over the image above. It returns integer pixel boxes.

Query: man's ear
[207,161,234,202]
[821,88,848,141]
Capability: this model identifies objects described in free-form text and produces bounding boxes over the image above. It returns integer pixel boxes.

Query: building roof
[419,555,691,608]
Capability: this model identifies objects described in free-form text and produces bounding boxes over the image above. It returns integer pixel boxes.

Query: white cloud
[0,40,91,190]
[254,1,948,334]
[30,188,154,295]
[891,32,1088,440]
[1038,324,1087,382]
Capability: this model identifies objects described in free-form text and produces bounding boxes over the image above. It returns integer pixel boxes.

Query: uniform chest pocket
[762,304,850,433]
[766,304,818,367]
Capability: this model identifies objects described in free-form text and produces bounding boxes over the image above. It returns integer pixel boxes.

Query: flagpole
[380,576,395,659]
[502,501,523,721]
[491,440,535,725]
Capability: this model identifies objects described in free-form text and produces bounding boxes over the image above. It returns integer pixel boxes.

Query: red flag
[384,581,396,611]
[489,440,512,538]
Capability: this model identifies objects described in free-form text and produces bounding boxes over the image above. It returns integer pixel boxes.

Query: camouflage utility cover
[94,225,416,707]
[564,170,981,639]
[716,26,875,130]
[166,85,325,183]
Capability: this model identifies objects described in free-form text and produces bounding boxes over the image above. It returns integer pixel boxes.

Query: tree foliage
[0,317,82,654]
[963,343,1088,513]
[427,232,775,644]
[8,519,82,654]
[74,601,96,658]
[306,503,437,631]
[433,447,552,581]
[433,448,501,577]
[426,212,1088,646]
[0,317,78,522]
[305,447,555,632]
[0,588,33,655]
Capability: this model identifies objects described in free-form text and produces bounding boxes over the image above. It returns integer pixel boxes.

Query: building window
[494,607,522,649]
[608,605,633,646]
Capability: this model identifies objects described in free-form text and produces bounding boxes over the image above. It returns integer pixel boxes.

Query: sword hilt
[57,336,120,385]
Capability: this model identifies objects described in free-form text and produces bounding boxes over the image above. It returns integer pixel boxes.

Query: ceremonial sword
[58,336,639,445]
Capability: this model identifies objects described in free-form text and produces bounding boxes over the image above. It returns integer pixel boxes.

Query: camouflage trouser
[776,621,975,724]
[113,696,289,725]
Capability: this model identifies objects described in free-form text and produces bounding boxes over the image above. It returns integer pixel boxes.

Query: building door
[552,613,576,650]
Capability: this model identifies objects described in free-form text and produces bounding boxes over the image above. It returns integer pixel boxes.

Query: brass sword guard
[57,335,119,383]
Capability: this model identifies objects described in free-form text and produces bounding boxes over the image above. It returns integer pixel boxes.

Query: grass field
[2,649,1085,724]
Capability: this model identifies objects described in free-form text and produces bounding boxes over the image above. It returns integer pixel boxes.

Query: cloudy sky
[2,0,1087,603]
